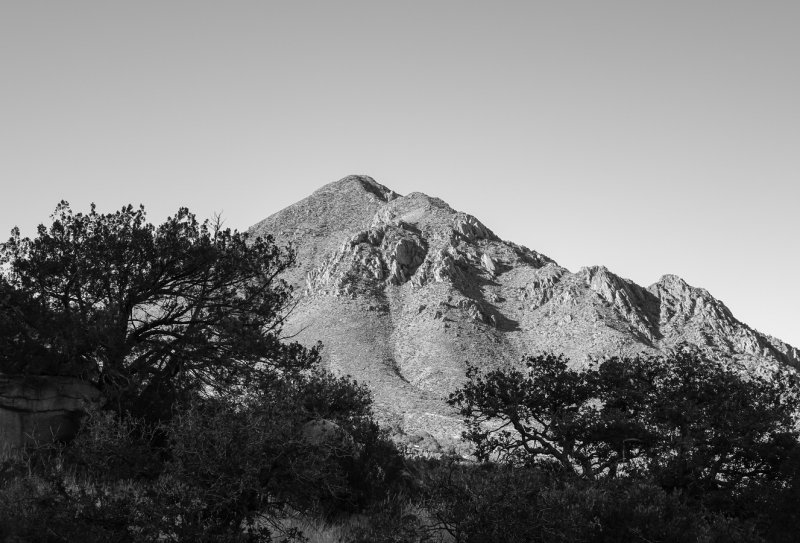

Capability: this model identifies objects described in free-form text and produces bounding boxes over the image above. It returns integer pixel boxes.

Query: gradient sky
[1,1,798,347]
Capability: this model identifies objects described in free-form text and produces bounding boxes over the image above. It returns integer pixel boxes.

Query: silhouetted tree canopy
[0,201,317,414]
[449,351,800,494]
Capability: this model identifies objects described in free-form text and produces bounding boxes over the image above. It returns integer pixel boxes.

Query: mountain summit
[250,175,800,452]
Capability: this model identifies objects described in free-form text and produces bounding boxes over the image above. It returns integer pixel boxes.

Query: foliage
[3,355,797,541]
[346,495,434,543]
[0,201,318,415]
[712,443,800,543]
[0,449,770,543]
[421,458,549,542]
[63,408,163,481]
[0,277,62,374]
[0,371,402,541]
[448,351,800,494]
[4,202,800,541]
[0,201,413,541]
[404,458,761,543]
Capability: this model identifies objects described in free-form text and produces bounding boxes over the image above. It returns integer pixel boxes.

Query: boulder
[0,374,100,455]
[300,419,354,452]
[400,430,442,454]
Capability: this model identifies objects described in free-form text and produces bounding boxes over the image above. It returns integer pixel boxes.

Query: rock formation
[0,375,100,455]
[250,176,799,453]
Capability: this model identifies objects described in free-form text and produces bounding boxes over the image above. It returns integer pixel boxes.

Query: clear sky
[1,1,798,347]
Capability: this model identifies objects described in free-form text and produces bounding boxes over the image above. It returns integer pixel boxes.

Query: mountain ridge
[250,175,799,453]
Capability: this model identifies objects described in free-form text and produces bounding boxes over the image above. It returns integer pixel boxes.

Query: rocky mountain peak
[314,174,400,203]
[655,273,688,288]
[251,176,799,453]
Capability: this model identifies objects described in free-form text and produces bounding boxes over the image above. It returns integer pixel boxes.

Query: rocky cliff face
[250,176,800,453]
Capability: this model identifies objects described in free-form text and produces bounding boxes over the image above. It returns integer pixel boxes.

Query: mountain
[250,175,800,453]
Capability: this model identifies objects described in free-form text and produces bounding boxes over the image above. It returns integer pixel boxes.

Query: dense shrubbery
[1,365,799,542]
[344,458,768,543]
[0,368,405,541]
[419,459,763,543]
[441,351,800,543]
[3,203,800,541]
[449,351,800,488]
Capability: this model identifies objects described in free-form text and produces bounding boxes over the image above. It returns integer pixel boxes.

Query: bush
[417,459,763,543]
[0,364,406,542]
[449,350,800,495]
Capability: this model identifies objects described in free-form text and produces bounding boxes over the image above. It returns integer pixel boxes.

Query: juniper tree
[1,201,318,416]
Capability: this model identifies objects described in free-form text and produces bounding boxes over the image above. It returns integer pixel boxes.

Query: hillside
[250,175,800,453]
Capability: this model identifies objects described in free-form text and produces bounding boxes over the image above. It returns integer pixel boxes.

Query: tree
[0,276,61,374]
[0,201,317,416]
[0,201,410,541]
[448,353,656,478]
[449,351,800,492]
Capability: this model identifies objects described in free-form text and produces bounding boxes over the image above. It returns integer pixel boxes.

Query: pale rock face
[521,264,568,310]
[582,266,660,344]
[766,336,800,366]
[430,249,462,284]
[647,274,788,367]
[453,213,496,242]
[481,253,497,276]
[304,220,429,295]
[250,176,800,453]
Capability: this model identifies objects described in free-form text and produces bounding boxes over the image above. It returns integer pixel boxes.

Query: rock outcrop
[0,374,100,455]
[250,176,800,453]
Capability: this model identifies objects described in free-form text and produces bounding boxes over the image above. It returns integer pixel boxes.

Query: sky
[1,1,798,347]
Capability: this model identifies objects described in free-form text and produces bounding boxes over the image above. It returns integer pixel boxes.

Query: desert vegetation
[2,203,800,542]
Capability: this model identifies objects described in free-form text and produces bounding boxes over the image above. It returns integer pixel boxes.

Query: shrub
[449,350,800,495]
[417,459,763,543]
